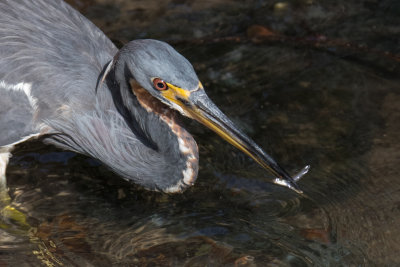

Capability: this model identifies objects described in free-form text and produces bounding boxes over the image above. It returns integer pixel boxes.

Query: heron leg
[0,150,30,230]
[0,149,60,264]
[0,151,11,203]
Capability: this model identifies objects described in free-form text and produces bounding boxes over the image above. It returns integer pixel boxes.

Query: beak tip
[273,165,310,194]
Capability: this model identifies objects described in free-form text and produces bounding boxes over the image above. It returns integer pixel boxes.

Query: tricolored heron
[0,0,308,194]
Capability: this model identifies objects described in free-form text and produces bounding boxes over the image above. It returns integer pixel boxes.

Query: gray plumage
[0,82,35,146]
[0,0,115,141]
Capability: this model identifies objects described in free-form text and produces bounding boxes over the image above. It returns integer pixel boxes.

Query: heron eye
[153,78,168,91]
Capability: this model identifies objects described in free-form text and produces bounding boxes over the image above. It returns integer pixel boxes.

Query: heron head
[101,39,303,193]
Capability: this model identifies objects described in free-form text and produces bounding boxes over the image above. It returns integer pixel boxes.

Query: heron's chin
[131,81,179,118]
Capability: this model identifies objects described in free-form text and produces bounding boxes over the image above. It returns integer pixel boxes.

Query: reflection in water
[1,0,400,266]
[0,180,62,266]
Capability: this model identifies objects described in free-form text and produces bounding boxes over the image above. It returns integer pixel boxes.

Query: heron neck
[109,71,199,192]
[45,66,199,192]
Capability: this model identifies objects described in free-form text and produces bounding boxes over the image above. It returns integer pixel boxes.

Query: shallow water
[1,0,400,266]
